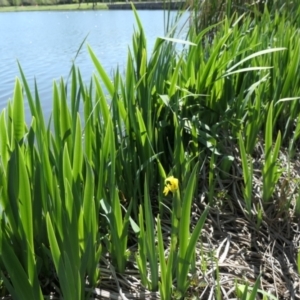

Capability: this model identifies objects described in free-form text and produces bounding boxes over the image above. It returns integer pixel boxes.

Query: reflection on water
[0,10,187,121]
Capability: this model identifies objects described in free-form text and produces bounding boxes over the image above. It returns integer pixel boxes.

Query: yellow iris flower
[163,176,179,196]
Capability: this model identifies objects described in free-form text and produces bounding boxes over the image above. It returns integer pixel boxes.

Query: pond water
[0,10,187,120]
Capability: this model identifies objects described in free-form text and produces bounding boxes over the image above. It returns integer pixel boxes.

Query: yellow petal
[165,176,179,193]
[163,186,170,196]
[164,176,179,194]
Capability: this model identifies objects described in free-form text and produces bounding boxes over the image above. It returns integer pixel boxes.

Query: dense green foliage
[1,1,300,299]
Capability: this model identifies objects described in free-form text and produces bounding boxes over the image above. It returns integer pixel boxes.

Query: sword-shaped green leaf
[17,145,34,251]
[73,113,83,181]
[88,45,114,97]
[12,78,25,145]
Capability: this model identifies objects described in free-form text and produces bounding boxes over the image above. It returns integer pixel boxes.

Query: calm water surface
[0,10,185,120]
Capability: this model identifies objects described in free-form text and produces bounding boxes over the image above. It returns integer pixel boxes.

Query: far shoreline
[0,1,185,12]
[0,3,107,12]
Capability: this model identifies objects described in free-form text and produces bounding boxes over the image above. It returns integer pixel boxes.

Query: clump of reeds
[0,2,300,299]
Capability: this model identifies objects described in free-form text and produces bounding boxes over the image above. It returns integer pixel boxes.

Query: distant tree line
[0,0,137,6]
